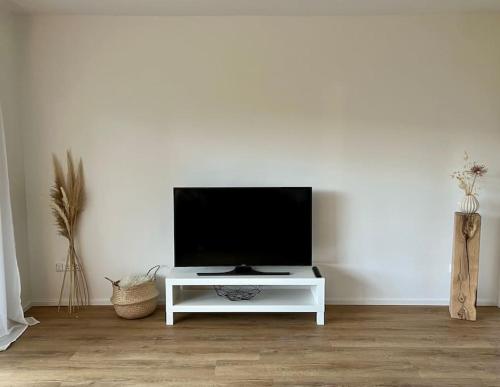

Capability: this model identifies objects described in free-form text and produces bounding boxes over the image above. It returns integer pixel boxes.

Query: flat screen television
[174,187,312,275]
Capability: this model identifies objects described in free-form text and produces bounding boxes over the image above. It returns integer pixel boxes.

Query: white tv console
[165,266,325,325]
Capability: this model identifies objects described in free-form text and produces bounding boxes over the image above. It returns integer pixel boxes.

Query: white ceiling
[7,0,500,16]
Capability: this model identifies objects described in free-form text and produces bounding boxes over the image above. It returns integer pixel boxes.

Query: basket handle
[146,265,161,280]
[105,277,120,289]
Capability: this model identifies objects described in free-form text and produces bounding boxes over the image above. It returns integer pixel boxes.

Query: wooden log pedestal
[449,212,481,321]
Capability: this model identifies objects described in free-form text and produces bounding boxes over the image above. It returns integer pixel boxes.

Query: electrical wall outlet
[56,262,81,272]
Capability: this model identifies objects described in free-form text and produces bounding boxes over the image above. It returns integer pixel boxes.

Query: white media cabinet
[165,266,325,325]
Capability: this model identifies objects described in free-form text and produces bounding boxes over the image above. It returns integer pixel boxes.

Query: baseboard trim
[29,298,497,307]
[326,298,498,306]
[23,301,33,312]
[326,298,447,306]
[30,298,167,306]
[30,298,113,306]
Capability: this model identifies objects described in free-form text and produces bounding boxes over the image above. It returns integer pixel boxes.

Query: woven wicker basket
[105,266,160,319]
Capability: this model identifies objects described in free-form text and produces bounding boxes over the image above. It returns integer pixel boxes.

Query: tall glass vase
[58,239,89,314]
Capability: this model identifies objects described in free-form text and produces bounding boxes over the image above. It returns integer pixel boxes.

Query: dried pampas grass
[51,150,89,314]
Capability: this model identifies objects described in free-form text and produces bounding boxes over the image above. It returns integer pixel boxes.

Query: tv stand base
[197,265,290,276]
[165,266,325,326]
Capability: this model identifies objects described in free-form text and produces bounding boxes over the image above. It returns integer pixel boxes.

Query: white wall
[21,14,500,306]
[0,1,31,308]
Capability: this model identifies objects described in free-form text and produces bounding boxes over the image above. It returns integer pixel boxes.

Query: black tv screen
[174,187,312,267]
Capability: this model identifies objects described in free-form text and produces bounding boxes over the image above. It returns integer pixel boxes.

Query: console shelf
[165,266,325,325]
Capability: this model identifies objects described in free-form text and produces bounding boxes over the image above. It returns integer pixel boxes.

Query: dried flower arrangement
[451,152,488,196]
[50,151,89,313]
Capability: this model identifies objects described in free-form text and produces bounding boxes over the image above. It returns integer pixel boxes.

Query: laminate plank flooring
[1,306,499,386]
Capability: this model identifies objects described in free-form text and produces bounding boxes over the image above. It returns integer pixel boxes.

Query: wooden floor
[1,306,500,386]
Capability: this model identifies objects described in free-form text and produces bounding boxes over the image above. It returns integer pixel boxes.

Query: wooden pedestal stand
[450,212,481,321]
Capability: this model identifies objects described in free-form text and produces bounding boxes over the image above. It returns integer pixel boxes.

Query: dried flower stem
[51,151,88,314]
[451,151,487,196]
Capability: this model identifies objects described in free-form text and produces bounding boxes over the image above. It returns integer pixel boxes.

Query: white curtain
[0,105,37,351]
